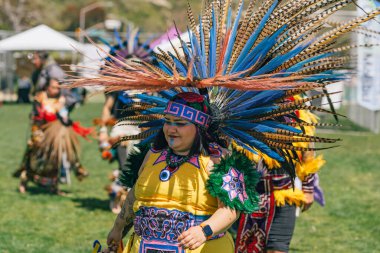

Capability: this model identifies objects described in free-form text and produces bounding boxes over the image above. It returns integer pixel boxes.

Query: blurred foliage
[0,0,358,33]
[0,0,205,33]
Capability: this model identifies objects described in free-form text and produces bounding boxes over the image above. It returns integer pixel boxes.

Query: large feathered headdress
[71,0,380,168]
[99,25,155,65]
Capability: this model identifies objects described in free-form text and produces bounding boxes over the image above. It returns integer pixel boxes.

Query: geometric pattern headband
[164,101,211,129]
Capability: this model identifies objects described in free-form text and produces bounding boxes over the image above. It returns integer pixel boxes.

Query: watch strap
[200,223,213,240]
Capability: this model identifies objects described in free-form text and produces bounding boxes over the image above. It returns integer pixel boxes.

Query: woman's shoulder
[205,143,231,174]
[208,142,230,164]
[150,146,164,154]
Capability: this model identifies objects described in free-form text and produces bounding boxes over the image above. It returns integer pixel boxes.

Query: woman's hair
[152,126,213,156]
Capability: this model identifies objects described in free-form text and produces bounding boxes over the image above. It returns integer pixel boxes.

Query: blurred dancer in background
[16,51,92,194]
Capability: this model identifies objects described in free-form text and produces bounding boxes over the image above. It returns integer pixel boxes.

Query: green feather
[206,150,260,213]
[119,144,150,188]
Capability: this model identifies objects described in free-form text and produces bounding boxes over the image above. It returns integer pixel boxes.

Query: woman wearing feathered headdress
[71,1,380,252]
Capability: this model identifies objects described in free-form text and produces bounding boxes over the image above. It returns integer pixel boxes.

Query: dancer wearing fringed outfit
[18,78,93,194]
[70,1,380,252]
[234,102,326,253]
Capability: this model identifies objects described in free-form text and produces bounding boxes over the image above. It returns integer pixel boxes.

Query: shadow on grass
[24,185,72,196]
[71,197,110,212]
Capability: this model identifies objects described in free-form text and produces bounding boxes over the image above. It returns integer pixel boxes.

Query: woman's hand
[302,192,314,212]
[102,226,123,253]
[178,226,207,250]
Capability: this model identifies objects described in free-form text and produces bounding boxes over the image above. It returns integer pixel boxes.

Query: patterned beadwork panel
[134,206,225,243]
[140,239,184,253]
[222,167,249,203]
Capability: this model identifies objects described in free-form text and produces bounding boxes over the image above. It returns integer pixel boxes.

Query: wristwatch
[200,223,213,240]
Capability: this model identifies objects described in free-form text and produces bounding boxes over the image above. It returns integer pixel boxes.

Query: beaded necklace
[159,148,191,181]
[165,148,190,168]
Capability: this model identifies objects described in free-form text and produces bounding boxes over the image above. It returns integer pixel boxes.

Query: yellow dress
[124,148,234,253]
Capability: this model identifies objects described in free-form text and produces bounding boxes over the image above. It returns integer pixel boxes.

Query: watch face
[202,224,213,237]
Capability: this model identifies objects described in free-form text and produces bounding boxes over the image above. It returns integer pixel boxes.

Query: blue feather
[139,119,165,128]
[169,52,187,75]
[223,1,244,74]
[113,29,124,49]
[98,37,115,51]
[253,41,310,75]
[141,107,166,115]
[224,127,284,161]
[234,24,286,74]
[230,105,279,117]
[221,130,258,155]
[302,72,334,82]
[226,121,278,133]
[226,5,232,30]
[199,15,208,78]
[286,53,334,74]
[231,0,278,73]
[209,5,217,77]
[230,90,285,111]
[157,61,173,75]
[135,94,169,106]
[139,35,154,50]
[159,90,177,99]
[133,31,139,51]
[178,32,193,64]
[118,92,134,104]
[227,91,260,108]
[261,120,302,133]
[188,28,201,78]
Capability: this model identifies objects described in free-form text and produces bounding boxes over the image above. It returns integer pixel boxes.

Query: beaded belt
[134,206,225,243]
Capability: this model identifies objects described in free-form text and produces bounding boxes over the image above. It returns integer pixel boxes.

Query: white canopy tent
[0,25,83,101]
[0,24,82,51]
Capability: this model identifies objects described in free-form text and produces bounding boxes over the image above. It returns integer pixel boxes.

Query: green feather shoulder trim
[119,144,150,188]
[206,150,260,213]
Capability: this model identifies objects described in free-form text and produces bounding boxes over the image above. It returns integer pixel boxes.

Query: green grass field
[0,103,379,253]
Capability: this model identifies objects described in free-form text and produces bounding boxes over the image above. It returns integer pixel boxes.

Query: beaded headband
[164,101,211,129]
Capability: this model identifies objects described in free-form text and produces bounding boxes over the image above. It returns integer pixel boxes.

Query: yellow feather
[274,188,306,207]
[296,155,326,181]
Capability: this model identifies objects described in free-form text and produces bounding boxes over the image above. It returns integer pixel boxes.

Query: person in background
[96,27,155,213]
[16,75,31,103]
[30,51,80,111]
[13,51,83,180]
[17,78,92,194]
[235,106,326,253]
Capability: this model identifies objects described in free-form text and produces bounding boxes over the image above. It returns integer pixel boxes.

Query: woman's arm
[105,149,152,250]
[101,95,115,126]
[202,199,240,235]
[178,153,240,250]
[110,147,151,229]
[301,144,316,212]
[178,200,239,250]
[110,187,136,233]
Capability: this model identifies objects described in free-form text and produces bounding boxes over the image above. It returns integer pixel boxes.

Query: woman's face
[32,53,42,69]
[46,80,60,97]
[163,114,197,154]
